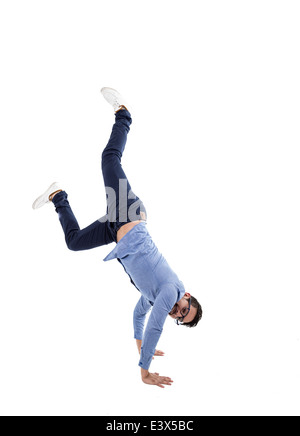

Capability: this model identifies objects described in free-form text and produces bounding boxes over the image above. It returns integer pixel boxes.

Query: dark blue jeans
[52,109,147,251]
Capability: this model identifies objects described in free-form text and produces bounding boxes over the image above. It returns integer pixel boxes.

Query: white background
[0,0,300,416]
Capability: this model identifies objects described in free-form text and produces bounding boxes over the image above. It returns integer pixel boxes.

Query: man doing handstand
[32,87,203,388]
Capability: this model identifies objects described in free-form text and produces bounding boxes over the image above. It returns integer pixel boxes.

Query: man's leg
[52,191,114,251]
[101,108,147,236]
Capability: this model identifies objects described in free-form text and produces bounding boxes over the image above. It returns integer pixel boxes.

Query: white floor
[1,0,300,416]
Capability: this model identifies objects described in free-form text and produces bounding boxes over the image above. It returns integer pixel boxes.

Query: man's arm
[136,339,142,353]
[138,283,177,387]
[133,295,152,343]
[136,339,165,359]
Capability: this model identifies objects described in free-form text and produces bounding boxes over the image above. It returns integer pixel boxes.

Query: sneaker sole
[32,182,59,210]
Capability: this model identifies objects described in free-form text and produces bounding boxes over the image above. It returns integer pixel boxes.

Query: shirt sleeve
[133,296,152,341]
[139,283,178,370]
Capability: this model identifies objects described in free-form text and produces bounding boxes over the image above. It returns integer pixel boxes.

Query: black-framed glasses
[175,297,191,325]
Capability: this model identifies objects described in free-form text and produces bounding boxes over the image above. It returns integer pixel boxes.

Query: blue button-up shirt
[103,222,186,370]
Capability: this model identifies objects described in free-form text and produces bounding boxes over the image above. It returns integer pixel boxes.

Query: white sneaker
[101,87,129,113]
[32,182,62,210]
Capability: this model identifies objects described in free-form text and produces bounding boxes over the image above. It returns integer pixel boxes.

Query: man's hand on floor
[141,369,173,388]
[153,349,165,359]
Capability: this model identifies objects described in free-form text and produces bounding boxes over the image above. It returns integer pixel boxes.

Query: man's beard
[169,303,178,316]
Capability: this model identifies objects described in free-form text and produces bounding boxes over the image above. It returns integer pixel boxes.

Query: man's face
[169,293,197,324]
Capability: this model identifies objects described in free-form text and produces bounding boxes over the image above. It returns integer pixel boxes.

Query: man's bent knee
[66,233,81,251]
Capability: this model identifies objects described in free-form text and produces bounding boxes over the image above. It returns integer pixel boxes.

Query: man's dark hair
[183,296,202,328]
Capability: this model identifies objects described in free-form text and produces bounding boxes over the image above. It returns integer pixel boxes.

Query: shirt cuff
[138,353,153,370]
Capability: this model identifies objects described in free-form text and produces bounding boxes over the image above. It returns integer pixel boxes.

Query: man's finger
[159,381,172,386]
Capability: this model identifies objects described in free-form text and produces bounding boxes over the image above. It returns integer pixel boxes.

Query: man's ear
[184,292,191,298]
